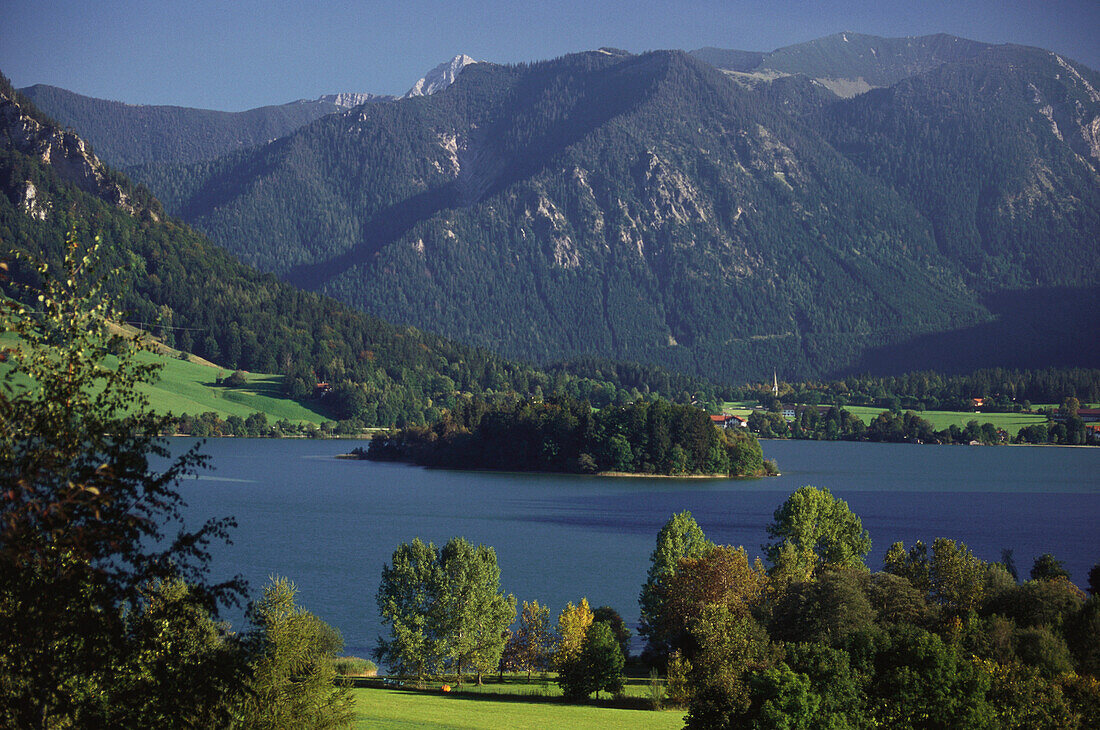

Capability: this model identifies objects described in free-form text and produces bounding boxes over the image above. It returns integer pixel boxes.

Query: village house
[710,414,748,429]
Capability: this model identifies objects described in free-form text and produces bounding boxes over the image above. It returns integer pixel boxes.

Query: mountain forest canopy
[51,33,1096,383]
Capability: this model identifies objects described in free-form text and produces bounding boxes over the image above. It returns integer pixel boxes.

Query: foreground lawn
[353,688,684,730]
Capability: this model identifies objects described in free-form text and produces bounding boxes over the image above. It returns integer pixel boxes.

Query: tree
[435,537,516,684]
[929,537,991,615]
[1030,553,1071,582]
[558,621,625,700]
[683,603,772,729]
[112,579,250,728]
[764,486,871,582]
[659,545,769,654]
[1061,397,1081,418]
[239,578,355,729]
[745,664,821,729]
[868,625,992,727]
[375,537,515,685]
[555,598,594,668]
[375,538,443,683]
[501,600,555,680]
[0,235,242,727]
[770,568,874,647]
[639,511,713,660]
[592,605,632,660]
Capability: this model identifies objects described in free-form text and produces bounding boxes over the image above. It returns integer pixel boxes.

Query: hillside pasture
[1,331,328,424]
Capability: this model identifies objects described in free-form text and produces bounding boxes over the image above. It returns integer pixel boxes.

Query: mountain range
[12,33,1100,382]
[2,72,722,429]
[16,54,476,169]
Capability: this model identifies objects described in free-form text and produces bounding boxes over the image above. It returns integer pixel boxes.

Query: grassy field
[1,331,328,424]
[352,688,684,730]
[840,406,1046,436]
[131,350,328,423]
[721,401,1049,436]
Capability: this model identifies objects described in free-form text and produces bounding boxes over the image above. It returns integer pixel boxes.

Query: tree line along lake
[173,438,1100,658]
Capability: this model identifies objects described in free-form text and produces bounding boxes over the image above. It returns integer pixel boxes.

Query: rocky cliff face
[0,87,149,219]
[404,54,479,97]
[314,92,394,107]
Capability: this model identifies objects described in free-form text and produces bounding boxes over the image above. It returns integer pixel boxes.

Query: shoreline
[341,457,770,478]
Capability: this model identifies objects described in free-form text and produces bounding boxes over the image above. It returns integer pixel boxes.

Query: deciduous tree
[639,511,713,659]
[501,600,555,680]
[0,236,242,727]
[558,621,625,700]
[555,598,594,668]
[436,537,516,684]
[764,486,871,582]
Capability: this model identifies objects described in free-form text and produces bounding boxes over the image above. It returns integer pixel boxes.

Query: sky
[2,0,1098,111]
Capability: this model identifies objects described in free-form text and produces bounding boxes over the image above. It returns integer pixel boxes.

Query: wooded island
[363,397,775,477]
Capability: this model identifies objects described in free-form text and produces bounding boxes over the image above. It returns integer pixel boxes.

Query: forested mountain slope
[118,41,1099,381]
[17,84,349,167]
[1,74,719,427]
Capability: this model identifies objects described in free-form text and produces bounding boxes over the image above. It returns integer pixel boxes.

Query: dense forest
[365,396,772,476]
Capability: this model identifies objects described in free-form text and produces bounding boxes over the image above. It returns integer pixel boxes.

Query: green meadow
[840,405,1047,436]
[352,688,684,730]
[721,400,1049,436]
[1,331,328,425]
[130,350,327,423]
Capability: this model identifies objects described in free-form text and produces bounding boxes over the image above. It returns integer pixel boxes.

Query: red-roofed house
[710,414,748,429]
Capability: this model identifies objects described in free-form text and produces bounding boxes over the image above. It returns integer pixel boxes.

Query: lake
[174,438,1100,658]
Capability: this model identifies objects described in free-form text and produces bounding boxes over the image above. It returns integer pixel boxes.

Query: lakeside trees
[366,489,1099,722]
[375,537,515,685]
[634,497,1100,728]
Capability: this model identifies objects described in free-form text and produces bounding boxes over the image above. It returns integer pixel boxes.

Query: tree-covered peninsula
[364,396,774,477]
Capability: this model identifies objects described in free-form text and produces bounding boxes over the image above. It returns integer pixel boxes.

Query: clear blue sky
[2,0,1097,111]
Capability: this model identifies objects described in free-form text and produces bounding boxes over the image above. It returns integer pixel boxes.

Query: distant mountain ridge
[312,92,394,107]
[18,54,478,169]
[692,32,997,96]
[17,84,343,167]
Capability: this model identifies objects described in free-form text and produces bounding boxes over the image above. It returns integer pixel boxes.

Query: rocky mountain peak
[404,54,479,98]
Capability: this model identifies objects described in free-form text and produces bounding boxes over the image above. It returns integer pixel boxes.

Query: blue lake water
[173,438,1100,658]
